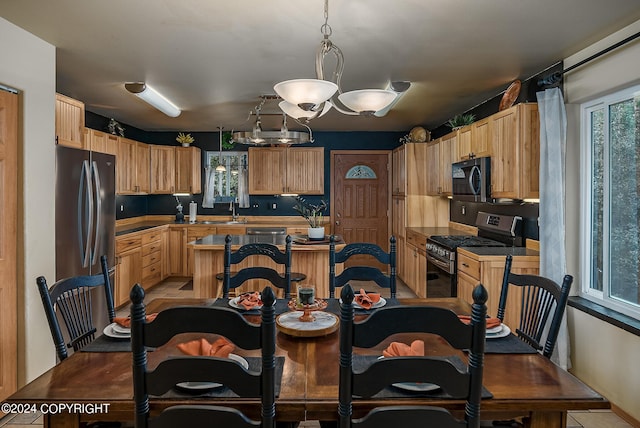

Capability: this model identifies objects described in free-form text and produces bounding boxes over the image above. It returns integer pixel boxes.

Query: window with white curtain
[205,151,246,202]
[580,83,640,320]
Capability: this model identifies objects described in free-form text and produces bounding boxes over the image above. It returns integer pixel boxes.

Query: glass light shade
[124,83,181,117]
[279,100,332,121]
[274,79,338,109]
[337,89,397,114]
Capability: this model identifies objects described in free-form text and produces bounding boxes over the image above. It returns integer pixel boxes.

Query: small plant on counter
[446,113,476,130]
[176,132,195,147]
[293,196,328,228]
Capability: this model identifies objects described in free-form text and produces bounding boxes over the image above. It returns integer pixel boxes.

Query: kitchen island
[190,234,345,298]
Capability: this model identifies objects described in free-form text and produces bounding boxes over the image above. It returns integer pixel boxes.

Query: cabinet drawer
[142,251,161,267]
[457,253,480,279]
[142,261,162,284]
[142,242,162,257]
[116,236,141,253]
[187,226,217,241]
[141,230,163,245]
[287,227,309,235]
[406,230,426,251]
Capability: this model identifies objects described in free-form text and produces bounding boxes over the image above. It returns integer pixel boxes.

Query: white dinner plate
[485,324,503,334]
[229,294,263,310]
[486,324,511,339]
[339,296,387,310]
[112,323,131,335]
[376,356,440,392]
[103,323,131,339]
[175,354,249,391]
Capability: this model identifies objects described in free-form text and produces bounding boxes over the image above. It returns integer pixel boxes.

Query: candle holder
[288,296,327,322]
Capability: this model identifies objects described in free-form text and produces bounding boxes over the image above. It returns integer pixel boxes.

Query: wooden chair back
[497,254,573,358]
[223,234,293,298]
[36,255,115,360]
[329,235,396,298]
[338,283,487,428]
[130,284,277,428]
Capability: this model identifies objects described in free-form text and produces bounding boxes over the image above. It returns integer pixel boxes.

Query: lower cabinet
[114,240,142,308]
[168,227,186,276]
[186,226,218,276]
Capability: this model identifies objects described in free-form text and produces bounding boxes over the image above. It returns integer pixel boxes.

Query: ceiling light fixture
[232,96,313,145]
[273,0,407,118]
[124,82,181,117]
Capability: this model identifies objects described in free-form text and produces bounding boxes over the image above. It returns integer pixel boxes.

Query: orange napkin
[237,292,262,310]
[382,340,424,358]
[113,313,157,328]
[458,315,501,330]
[354,288,381,309]
[177,337,235,358]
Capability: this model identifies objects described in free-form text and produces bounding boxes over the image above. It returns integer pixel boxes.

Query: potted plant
[446,113,476,130]
[176,132,195,147]
[293,196,328,240]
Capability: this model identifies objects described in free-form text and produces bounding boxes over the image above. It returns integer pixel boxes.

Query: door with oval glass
[330,151,390,269]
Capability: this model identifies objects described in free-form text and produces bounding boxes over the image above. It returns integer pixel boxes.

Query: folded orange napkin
[113,313,157,328]
[237,292,262,310]
[457,315,501,330]
[382,340,424,358]
[177,337,235,358]
[354,288,381,309]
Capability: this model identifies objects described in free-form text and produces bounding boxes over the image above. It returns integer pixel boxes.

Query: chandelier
[232,95,313,145]
[274,0,409,120]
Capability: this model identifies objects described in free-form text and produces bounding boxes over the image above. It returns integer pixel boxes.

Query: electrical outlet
[252,203,259,208]
[120,205,124,212]
[271,203,277,210]
[461,205,466,215]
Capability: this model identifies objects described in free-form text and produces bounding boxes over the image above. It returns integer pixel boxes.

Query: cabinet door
[439,133,455,195]
[88,129,108,154]
[426,140,440,196]
[404,244,418,294]
[150,145,176,194]
[168,228,186,276]
[55,94,85,149]
[105,134,119,156]
[391,196,405,239]
[457,271,479,306]
[136,142,150,193]
[248,147,286,194]
[456,126,472,161]
[175,146,202,194]
[490,106,519,198]
[286,147,324,194]
[471,118,491,158]
[115,249,142,307]
[117,137,137,194]
[392,145,406,195]
[416,249,427,298]
[519,103,540,199]
[406,143,428,196]
[396,235,407,284]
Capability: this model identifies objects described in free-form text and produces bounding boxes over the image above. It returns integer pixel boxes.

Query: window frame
[204,151,247,202]
[579,83,640,320]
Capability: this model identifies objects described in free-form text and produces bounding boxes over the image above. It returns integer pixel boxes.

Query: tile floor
[1,277,634,428]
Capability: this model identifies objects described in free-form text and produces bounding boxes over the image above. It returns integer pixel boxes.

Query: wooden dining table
[5,297,609,428]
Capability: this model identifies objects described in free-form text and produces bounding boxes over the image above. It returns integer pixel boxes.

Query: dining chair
[130,283,277,428]
[222,234,293,298]
[338,283,488,428]
[497,254,573,358]
[329,235,396,298]
[36,254,115,361]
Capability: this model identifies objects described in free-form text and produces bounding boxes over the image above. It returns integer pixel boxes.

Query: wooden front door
[0,89,18,403]
[331,151,390,269]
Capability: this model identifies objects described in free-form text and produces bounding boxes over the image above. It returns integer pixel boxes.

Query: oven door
[426,254,457,298]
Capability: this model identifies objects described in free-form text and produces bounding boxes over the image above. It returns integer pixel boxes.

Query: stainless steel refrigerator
[55,145,116,330]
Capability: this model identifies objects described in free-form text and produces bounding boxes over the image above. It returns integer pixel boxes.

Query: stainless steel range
[425,212,523,297]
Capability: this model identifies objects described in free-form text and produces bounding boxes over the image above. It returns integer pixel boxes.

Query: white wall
[563,18,640,423]
[0,17,57,383]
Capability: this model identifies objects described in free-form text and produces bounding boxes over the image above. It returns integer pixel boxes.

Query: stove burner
[428,235,506,250]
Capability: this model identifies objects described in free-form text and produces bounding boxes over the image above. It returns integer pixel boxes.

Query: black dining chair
[329,235,396,298]
[36,254,115,361]
[222,234,293,298]
[497,254,573,358]
[337,283,488,428]
[130,283,277,428]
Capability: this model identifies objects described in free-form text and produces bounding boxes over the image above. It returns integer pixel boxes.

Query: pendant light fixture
[215,126,226,172]
[274,0,406,118]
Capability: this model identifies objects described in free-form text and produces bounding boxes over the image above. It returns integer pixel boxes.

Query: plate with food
[175,354,249,391]
[229,292,263,310]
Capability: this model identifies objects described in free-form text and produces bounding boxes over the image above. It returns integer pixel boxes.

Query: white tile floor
[1,277,635,428]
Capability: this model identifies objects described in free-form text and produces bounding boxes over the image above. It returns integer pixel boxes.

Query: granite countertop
[459,246,539,257]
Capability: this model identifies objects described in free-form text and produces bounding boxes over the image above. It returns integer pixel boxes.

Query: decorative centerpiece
[446,113,476,130]
[176,132,195,147]
[288,285,328,322]
[293,196,328,240]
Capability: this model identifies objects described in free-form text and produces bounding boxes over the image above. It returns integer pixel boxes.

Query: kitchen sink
[195,220,247,225]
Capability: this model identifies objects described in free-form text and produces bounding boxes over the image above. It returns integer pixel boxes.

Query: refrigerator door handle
[91,161,102,266]
[79,160,94,268]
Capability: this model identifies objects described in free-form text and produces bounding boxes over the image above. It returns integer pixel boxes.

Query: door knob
[335,221,340,226]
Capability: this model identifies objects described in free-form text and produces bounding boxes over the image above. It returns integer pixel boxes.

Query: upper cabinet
[117,137,150,194]
[55,94,85,149]
[150,145,176,194]
[426,135,454,197]
[392,143,428,196]
[391,144,406,196]
[248,147,324,195]
[83,128,118,156]
[175,146,202,194]
[455,118,490,162]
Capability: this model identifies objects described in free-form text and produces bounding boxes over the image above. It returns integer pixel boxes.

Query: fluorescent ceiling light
[124,82,181,117]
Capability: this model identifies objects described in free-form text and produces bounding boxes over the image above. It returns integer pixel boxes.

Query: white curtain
[536,87,569,369]
[237,158,250,208]
[202,167,216,208]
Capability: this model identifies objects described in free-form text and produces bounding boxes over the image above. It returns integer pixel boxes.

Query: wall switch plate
[120,205,124,212]
[271,203,277,210]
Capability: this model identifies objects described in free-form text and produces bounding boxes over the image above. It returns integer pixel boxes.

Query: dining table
[5,296,609,428]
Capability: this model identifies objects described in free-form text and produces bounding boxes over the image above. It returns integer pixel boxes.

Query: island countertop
[189,234,343,250]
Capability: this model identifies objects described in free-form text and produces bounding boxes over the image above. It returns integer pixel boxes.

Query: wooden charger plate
[499,80,521,111]
[276,311,339,337]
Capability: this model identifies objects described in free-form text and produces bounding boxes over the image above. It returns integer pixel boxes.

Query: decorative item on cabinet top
[176,132,195,147]
[499,80,521,111]
[400,126,430,144]
[446,113,476,130]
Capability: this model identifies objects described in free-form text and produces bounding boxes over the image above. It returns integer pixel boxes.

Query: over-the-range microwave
[451,157,491,202]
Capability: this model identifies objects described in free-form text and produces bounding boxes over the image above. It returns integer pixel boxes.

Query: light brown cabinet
[84,128,118,156]
[426,140,440,196]
[117,137,150,194]
[391,145,406,196]
[168,227,187,276]
[141,229,163,289]
[405,229,427,298]
[248,147,324,195]
[150,145,176,194]
[456,248,539,328]
[426,135,454,197]
[175,146,202,194]
[55,93,85,149]
[455,118,490,162]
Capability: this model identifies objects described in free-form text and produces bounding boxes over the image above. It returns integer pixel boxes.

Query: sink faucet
[229,198,239,221]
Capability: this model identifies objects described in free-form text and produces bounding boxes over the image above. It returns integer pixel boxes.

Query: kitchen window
[205,151,246,202]
[580,83,640,320]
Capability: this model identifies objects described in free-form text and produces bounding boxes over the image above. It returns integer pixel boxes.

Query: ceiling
[2,0,640,133]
